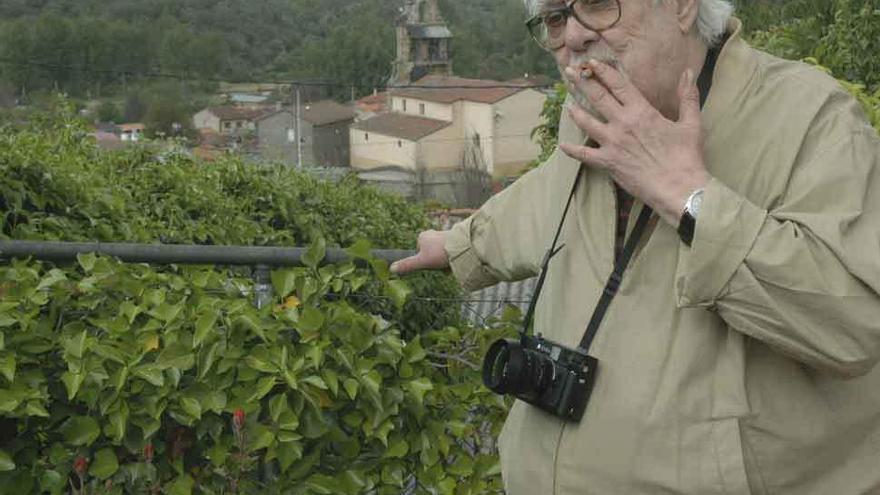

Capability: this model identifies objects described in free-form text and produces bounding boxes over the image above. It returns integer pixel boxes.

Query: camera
[482,333,598,422]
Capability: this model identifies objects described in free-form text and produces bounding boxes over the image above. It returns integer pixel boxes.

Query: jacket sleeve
[445,150,577,292]
[675,116,880,378]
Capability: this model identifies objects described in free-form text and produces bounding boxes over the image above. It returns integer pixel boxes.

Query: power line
[0,57,557,92]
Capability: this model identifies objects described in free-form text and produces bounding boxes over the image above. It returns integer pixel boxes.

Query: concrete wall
[391,96,453,121]
[193,110,220,133]
[350,129,418,170]
[256,111,296,165]
[417,122,464,171]
[459,101,494,173]
[312,120,352,168]
[492,89,545,177]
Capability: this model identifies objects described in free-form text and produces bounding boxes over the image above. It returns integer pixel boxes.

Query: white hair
[526,0,734,47]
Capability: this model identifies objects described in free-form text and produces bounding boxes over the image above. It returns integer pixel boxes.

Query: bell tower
[389,0,453,86]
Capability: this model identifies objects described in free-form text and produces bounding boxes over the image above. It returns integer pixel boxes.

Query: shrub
[0,103,514,493]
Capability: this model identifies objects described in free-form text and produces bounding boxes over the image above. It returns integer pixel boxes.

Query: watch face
[691,191,703,218]
[688,190,704,218]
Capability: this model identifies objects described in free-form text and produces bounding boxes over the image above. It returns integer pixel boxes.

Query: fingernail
[390,262,399,273]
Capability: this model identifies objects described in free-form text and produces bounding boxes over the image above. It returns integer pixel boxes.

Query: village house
[350,75,545,178]
[254,100,356,167]
[193,106,272,135]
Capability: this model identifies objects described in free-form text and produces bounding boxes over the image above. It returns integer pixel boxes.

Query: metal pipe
[0,240,415,267]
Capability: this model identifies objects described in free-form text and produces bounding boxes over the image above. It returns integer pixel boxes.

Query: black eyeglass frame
[524,0,623,51]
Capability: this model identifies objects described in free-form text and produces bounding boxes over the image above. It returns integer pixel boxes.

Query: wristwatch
[677,188,704,246]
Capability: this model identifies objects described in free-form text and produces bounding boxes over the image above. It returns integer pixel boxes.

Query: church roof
[391,75,532,104]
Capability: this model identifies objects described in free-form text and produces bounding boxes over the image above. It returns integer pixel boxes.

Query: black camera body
[482,333,598,422]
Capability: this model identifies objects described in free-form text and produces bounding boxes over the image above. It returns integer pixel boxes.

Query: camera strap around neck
[520,167,654,354]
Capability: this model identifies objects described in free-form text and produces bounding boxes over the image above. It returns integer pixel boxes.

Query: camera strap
[520,165,655,348]
[521,167,584,335]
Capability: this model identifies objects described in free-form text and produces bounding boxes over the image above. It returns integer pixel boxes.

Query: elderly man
[392,0,880,493]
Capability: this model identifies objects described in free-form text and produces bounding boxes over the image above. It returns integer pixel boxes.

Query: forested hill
[0,0,555,99]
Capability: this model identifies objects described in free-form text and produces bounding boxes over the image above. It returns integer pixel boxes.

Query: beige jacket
[445,20,880,495]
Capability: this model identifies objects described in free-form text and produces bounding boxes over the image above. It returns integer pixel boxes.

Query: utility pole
[295,83,303,170]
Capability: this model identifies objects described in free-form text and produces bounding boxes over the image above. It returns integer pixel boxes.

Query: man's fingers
[559,142,609,169]
[390,254,421,275]
[677,69,701,124]
[564,67,622,119]
[567,104,609,143]
[588,59,643,107]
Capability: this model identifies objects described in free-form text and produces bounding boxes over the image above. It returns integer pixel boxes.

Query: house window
[224,122,232,130]
[364,133,369,141]
[397,140,402,148]
[419,103,425,116]
[402,99,407,112]
[287,129,296,143]
[473,133,481,148]
[236,121,243,129]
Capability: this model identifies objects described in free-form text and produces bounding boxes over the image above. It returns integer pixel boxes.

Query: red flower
[73,456,88,475]
[233,408,246,431]
[143,443,154,463]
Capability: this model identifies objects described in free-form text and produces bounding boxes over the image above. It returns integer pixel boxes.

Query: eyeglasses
[525,0,622,51]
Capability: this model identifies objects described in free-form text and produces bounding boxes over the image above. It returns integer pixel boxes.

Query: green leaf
[322,369,339,396]
[343,378,358,400]
[180,397,202,420]
[107,403,129,442]
[302,236,326,269]
[345,239,372,260]
[404,336,427,363]
[60,416,101,446]
[297,307,325,334]
[0,355,15,383]
[269,393,287,423]
[384,437,409,458]
[271,269,298,298]
[77,252,97,272]
[301,375,328,390]
[63,330,88,359]
[0,450,14,471]
[192,312,217,348]
[89,448,118,480]
[306,473,344,494]
[133,365,165,387]
[36,269,67,291]
[277,441,304,473]
[167,475,194,495]
[406,378,434,406]
[248,377,276,402]
[386,280,412,310]
[61,371,84,401]
[149,302,184,323]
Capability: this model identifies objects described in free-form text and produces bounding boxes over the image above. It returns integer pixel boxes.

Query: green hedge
[0,104,515,493]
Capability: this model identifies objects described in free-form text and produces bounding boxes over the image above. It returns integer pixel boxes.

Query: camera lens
[483,338,556,401]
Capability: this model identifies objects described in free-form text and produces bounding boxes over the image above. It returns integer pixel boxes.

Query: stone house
[254,100,356,167]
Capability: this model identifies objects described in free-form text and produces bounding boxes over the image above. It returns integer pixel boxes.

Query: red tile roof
[391,75,529,104]
[351,113,451,141]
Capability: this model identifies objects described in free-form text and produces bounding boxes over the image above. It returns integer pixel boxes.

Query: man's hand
[390,230,449,275]
[559,59,710,226]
